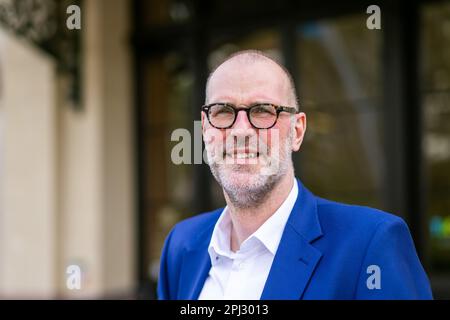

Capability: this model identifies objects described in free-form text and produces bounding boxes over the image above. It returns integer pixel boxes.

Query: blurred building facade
[0,0,135,298]
[0,0,449,299]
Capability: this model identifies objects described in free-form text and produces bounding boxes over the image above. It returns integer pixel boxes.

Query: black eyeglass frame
[201,103,299,129]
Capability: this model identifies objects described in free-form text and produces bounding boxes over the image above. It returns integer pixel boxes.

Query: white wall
[58,0,135,297]
[0,0,135,298]
[0,28,57,298]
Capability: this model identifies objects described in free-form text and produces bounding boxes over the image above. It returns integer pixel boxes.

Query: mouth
[224,150,260,159]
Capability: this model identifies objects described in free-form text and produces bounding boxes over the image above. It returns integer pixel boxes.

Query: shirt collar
[207,180,298,264]
[251,180,298,254]
[208,206,234,264]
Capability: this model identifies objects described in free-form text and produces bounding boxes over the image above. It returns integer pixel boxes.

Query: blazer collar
[288,179,323,243]
[177,211,218,300]
[178,178,323,300]
[260,179,323,299]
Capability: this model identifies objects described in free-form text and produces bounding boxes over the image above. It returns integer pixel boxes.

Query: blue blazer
[158,179,433,299]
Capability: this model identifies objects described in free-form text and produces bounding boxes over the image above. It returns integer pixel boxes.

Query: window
[423,1,450,273]
[295,14,384,208]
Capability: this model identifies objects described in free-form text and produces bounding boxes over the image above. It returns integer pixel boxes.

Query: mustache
[205,136,278,166]
[204,131,287,177]
[223,138,268,155]
[203,128,283,168]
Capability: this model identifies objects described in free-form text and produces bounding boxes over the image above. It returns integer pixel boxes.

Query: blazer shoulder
[315,197,406,234]
[168,208,223,247]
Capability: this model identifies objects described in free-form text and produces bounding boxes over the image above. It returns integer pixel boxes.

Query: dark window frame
[132,0,445,298]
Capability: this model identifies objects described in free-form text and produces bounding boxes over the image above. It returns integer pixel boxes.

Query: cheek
[265,126,290,149]
[203,127,225,147]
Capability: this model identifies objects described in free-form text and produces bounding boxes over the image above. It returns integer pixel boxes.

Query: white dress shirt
[198,180,298,300]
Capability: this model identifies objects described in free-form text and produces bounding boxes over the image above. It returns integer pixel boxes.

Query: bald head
[205,50,299,110]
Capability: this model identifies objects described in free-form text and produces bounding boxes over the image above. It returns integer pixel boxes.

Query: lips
[224,150,260,159]
[234,153,258,159]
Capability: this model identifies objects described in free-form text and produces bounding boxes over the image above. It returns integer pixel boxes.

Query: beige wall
[59,0,135,298]
[100,0,136,295]
[0,28,57,298]
[0,0,135,298]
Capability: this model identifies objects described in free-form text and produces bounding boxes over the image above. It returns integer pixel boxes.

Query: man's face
[202,59,303,206]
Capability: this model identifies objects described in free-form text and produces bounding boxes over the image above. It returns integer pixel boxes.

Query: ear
[291,112,307,152]
[201,111,207,134]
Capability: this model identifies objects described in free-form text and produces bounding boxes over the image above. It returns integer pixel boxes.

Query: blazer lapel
[261,179,324,300]
[177,213,218,300]
[178,247,212,299]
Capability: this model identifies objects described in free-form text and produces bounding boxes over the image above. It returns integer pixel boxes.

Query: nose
[232,109,253,130]
[229,109,256,141]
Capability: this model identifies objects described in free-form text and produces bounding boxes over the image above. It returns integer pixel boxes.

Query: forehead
[207,59,289,105]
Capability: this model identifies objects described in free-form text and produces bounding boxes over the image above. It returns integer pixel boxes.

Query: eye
[217,108,233,114]
[210,104,234,117]
[251,104,276,115]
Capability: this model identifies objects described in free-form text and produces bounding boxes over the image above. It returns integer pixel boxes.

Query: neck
[225,171,295,252]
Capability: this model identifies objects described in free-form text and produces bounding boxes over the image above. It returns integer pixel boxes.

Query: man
[158,50,433,299]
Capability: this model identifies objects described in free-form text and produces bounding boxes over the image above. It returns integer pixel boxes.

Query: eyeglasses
[201,103,299,129]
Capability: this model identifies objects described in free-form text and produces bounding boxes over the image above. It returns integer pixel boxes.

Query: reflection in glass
[295,14,384,208]
[141,52,194,286]
[423,2,450,272]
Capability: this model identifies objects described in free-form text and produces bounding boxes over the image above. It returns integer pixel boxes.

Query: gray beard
[210,164,284,209]
[207,139,292,210]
